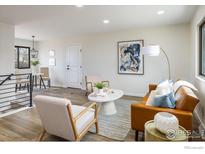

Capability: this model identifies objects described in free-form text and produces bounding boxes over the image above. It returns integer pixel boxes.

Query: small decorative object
[15,46,30,69]
[49,50,55,57]
[154,112,179,135]
[118,40,144,75]
[49,58,56,66]
[31,60,40,74]
[30,36,39,59]
[95,82,106,95]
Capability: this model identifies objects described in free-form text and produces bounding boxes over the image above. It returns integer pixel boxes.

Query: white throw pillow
[156,80,173,96]
[146,90,156,106]
[173,80,198,94]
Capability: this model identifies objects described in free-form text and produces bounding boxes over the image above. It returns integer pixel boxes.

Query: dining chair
[40,67,51,88]
[85,75,110,96]
[15,70,30,92]
[34,95,99,141]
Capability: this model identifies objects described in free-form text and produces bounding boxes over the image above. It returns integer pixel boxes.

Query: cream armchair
[34,95,99,141]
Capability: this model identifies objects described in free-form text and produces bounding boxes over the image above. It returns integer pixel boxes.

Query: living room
[0,0,205,154]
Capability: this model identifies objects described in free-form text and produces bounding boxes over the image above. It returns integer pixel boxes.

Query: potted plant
[95,82,106,94]
[31,60,40,74]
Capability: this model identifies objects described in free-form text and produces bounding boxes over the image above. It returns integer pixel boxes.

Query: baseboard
[0,106,32,118]
[194,109,205,130]
[51,85,144,97]
[124,92,144,97]
[50,84,66,88]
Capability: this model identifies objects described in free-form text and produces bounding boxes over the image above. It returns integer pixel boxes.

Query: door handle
[67,65,70,70]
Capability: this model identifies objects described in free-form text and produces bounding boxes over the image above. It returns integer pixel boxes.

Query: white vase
[32,66,38,75]
[98,89,104,94]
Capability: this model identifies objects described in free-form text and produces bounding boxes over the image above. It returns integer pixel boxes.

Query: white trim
[195,75,205,83]
[123,92,144,97]
[55,85,144,97]
[194,109,205,130]
[0,106,32,118]
[52,84,67,88]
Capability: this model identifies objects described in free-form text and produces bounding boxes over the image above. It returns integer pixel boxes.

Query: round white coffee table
[88,89,123,115]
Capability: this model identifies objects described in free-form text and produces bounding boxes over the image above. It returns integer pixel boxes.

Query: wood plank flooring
[0,87,203,141]
[0,87,141,141]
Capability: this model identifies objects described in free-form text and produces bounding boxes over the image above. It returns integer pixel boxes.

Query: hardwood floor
[0,87,141,141]
[0,87,203,141]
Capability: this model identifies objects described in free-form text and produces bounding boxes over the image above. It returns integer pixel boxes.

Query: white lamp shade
[141,45,160,56]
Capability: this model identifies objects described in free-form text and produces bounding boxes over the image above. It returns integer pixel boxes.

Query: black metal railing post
[29,73,33,107]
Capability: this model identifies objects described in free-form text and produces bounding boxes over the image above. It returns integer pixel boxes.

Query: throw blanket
[173,80,198,94]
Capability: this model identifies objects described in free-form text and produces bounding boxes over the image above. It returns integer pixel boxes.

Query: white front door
[66,46,82,88]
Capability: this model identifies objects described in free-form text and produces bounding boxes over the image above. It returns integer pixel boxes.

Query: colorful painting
[118,40,144,75]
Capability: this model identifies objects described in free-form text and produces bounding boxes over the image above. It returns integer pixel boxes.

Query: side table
[145,120,188,141]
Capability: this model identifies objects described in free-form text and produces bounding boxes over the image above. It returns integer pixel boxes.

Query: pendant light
[31,36,38,58]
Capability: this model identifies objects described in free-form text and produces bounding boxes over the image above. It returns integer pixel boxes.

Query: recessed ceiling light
[157,10,165,15]
[103,20,110,24]
[76,5,83,8]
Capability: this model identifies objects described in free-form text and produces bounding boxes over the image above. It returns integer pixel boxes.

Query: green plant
[31,60,39,66]
[95,82,105,89]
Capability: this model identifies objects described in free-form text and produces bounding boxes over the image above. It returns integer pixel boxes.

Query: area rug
[90,99,136,141]
[33,87,139,141]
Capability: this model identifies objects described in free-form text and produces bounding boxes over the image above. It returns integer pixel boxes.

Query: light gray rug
[90,99,135,141]
[33,88,138,141]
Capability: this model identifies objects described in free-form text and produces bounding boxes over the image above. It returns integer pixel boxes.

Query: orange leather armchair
[131,84,199,141]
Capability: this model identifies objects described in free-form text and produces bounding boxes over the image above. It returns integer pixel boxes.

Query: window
[199,20,205,76]
[15,46,30,69]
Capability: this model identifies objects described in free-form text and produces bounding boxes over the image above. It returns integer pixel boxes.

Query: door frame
[66,45,83,89]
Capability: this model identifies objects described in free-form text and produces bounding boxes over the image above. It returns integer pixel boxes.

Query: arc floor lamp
[141,45,171,80]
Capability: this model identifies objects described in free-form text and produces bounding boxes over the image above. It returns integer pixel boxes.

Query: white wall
[0,22,15,75]
[15,38,33,48]
[38,24,191,96]
[191,6,205,129]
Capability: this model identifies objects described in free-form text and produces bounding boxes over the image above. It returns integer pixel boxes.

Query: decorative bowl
[154,112,179,134]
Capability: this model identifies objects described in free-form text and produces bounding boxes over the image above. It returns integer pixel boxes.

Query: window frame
[199,19,205,77]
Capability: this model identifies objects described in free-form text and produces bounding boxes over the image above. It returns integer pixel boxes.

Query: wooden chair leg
[15,84,18,92]
[23,83,26,90]
[135,130,138,141]
[48,79,51,88]
[37,129,46,141]
[40,78,42,88]
[19,84,22,91]
[27,83,30,92]
[95,121,99,134]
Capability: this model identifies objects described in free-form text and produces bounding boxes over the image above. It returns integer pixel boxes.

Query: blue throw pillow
[152,91,176,108]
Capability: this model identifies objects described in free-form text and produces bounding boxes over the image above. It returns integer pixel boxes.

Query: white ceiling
[0,5,197,41]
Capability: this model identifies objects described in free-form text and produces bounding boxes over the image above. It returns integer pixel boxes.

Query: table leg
[35,75,37,87]
[97,103,101,115]
[101,101,116,115]
[40,77,42,89]
[32,76,34,91]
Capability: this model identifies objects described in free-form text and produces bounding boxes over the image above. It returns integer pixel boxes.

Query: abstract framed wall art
[117,40,144,75]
